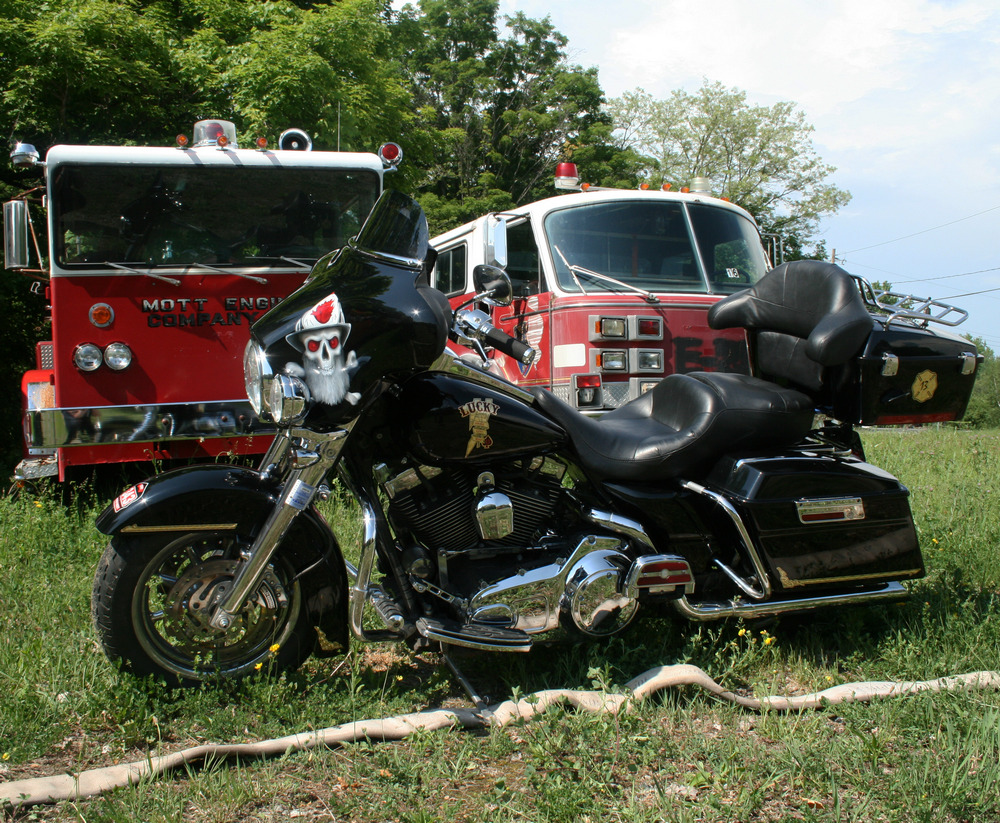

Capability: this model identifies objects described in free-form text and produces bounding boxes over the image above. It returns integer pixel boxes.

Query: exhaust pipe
[673,581,908,622]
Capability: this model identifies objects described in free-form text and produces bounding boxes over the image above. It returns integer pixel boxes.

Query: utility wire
[843,204,1000,254]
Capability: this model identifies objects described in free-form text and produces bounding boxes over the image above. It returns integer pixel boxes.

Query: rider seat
[533,261,874,482]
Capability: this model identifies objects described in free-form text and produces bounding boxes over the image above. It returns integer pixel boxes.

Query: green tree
[961,336,1000,428]
[395,0,626,233]
[607,82,851,258]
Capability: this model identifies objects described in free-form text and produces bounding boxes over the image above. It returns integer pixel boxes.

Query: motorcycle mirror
[484,215,508,268]
[473,264,513,307]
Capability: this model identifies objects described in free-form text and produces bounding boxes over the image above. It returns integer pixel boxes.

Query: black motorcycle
[92,190,980,686]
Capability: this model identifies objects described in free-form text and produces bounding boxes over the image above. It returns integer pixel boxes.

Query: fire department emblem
[459,397,500,456]
[113,482,147,512]
[284,293,361,406]
[911,369,938,404]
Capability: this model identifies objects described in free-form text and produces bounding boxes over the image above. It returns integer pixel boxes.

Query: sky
[499,0,1000,350]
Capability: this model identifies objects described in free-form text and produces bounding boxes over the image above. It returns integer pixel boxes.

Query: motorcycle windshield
[351,189,429,265]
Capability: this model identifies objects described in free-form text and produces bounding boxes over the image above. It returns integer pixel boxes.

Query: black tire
[92,530,314,686]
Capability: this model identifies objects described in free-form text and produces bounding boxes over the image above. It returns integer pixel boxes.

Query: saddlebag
[826,322,981,426]
[705,452,924,593]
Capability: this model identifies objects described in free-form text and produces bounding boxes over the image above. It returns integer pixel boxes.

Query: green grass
[1,427,999,821]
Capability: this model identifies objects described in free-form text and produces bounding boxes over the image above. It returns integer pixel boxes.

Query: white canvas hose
[3,664,998,808]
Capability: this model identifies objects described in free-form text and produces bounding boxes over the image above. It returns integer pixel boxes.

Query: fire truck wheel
[92,530,314,687]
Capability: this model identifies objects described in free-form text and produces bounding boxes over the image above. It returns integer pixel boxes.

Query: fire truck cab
[4,120,401,481]
[431,169,770,411]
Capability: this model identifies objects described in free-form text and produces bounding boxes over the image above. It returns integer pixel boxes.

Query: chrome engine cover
[467,535,636,636]
[563,549,638,636]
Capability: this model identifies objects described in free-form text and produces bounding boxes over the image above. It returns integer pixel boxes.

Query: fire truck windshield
[543,200,769,296]
[52,164,380,269]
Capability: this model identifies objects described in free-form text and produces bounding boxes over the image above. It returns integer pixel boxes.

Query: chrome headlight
[73,343,103,372]
[268,373,310,425]
[243,339,273,418]
[103,342,133,371]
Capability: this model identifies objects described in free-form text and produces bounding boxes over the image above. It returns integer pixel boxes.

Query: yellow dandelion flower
[738,628,747,637]
[254,662,263,671]
[269,643,281,654]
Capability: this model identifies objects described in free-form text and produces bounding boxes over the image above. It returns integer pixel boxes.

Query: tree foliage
[961,336,1000,428]
[607,82,851,258]
[394,0,625,232]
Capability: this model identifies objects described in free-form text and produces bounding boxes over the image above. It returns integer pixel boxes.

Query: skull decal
[284,293,361,406]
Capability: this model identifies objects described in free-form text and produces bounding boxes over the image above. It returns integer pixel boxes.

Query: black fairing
[250,191,451,429]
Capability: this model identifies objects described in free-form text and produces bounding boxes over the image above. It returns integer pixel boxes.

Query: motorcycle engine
[384,457,640,639]
[384,456,566,556]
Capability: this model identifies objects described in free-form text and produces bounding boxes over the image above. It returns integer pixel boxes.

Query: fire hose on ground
[3,663,999,808]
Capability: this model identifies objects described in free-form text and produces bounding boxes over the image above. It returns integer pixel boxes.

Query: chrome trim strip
[777,567,923,589]
[25,400,274,450]
[121,523,238,533]
[673,581,908,621]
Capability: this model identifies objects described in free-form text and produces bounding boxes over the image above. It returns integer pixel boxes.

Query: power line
[842,204,1000,254]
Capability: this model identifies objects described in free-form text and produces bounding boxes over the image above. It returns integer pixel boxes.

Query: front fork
[208,424,354,631]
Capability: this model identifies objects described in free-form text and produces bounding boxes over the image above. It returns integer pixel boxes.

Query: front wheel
[92,530,313,686]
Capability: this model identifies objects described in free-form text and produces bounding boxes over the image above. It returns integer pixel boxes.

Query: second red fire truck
[431,164,768,410]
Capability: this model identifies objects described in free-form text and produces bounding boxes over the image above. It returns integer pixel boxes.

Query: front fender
[96,464,350,657]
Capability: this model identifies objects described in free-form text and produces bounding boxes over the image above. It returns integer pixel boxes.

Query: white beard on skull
[303,355,353,405]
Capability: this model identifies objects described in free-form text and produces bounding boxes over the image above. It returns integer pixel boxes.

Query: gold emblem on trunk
[911,369,938,403]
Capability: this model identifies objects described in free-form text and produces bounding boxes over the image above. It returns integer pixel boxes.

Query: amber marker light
[89,303,114,328]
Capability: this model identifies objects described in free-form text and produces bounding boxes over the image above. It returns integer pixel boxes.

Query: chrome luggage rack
[854,276,969,330]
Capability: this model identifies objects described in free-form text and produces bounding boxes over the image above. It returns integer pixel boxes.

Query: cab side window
[507,221,541,297]
[433,244,468,296]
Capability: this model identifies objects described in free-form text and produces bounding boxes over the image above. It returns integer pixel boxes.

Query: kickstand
[442,645,493,718]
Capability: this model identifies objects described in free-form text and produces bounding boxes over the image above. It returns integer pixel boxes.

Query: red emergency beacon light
[192,119,239,149]
[554,162,580,190]
[378,142,403,168]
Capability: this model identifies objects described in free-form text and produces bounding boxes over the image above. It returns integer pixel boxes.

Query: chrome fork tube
[209,426,351,630]
[349,499,379,638]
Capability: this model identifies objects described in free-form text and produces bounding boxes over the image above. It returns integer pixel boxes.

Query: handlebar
[481,324,535,366]
[454,308,536,367]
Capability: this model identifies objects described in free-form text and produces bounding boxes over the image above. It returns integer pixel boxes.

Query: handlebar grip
[482,325,535,366]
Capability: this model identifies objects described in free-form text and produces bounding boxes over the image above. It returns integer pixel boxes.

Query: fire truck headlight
[243,339,273,419]
[73,343,103,372]
[598,350,627,371]
[104,342,132,371]
[268,373,310,425]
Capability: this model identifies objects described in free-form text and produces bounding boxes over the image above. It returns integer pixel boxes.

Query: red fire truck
[4,120,401,482]
[431,164,768,410]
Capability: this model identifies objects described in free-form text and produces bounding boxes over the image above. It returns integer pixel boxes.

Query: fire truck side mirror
[484,215,507,269]
[3,200,31,270]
